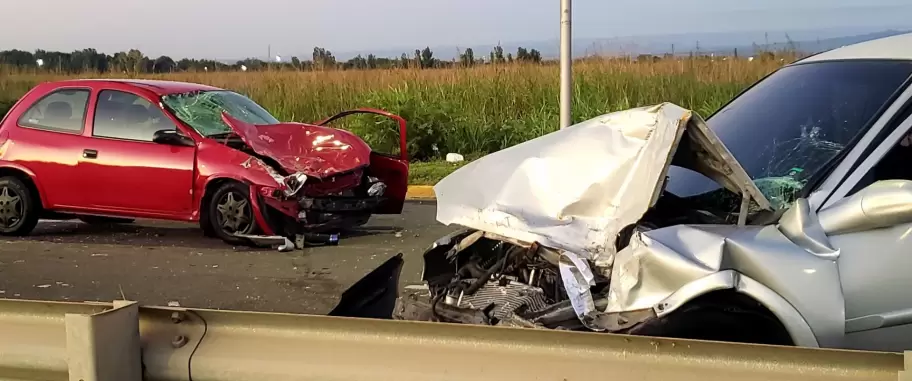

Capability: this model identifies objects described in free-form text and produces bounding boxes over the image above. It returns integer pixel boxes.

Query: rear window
[17,88,90,133]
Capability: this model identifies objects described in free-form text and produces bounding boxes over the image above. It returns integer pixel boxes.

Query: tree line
[0,45,543,73]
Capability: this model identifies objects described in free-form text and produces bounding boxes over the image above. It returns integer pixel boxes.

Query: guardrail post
[65,300,142,381]
[901,351,912,381]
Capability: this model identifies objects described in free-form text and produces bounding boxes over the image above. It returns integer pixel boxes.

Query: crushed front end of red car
[219,109,409,250]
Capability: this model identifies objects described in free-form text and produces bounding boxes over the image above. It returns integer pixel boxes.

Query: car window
[664,60,912,212]
[93,90,177,142]
[17,88,90,133]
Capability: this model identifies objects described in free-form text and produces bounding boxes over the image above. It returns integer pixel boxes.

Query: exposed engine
[395,229,614,330]
[394,191,736,331]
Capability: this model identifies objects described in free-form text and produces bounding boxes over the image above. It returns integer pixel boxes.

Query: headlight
[367,181,387,197]
[283,173,308,197]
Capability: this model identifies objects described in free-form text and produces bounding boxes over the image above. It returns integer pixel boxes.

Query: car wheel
[207,182,260,245]
[78,216,135,225]
[0,176,40,236]
[630,302,794,346]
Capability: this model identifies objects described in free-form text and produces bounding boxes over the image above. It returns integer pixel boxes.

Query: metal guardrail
[0,298,909,381]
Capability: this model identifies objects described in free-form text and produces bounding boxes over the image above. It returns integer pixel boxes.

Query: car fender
[652,270,820,348]
[0,161,49,209]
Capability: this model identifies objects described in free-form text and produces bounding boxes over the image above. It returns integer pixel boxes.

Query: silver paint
[606,199,846,348]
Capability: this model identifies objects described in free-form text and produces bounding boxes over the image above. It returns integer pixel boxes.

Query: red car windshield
[162,90,279,137]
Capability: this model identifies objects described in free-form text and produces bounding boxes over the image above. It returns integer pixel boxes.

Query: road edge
[405,185,436,200]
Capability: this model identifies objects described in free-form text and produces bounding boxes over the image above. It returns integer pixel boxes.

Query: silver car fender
[654,270,820,348]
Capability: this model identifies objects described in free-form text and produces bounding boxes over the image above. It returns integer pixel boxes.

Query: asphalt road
[0,201,453,315]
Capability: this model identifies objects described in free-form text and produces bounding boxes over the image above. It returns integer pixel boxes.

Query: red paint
[0,79,409,237]
[248,184,276,236]
[221,113,373,180]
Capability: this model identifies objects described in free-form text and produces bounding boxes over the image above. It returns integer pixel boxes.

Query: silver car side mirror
[817,180,912,235]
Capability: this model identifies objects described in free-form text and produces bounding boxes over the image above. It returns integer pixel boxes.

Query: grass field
[1,57,789,183]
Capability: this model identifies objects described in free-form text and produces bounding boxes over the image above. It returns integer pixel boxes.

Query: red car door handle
[83,149,98,159]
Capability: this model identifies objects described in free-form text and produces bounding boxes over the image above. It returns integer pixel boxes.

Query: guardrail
[0,298,909,381]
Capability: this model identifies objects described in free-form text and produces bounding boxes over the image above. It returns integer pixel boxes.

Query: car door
[9,86,95,208]
[77,88,196,217]
[817,97,912,352]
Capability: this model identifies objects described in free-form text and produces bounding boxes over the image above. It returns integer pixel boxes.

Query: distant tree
[0,49,36,67]
[152,56,176,73]
[312,47,336,70]
[367,54,378,69]
[420,47,435,69]
[399,53,410,68]
[491,45,505,64]
[459,48,475,67]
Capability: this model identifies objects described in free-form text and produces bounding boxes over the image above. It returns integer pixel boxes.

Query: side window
[17,88,90,133]
[848,123,912,196]
[93,90,176,142]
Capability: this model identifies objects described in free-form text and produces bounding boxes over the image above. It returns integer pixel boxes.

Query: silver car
[344,32,912,353]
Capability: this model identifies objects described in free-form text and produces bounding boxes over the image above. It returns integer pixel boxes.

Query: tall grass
[0,57,787,160]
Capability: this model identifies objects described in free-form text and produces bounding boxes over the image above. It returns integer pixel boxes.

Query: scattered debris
[446,153,465,163]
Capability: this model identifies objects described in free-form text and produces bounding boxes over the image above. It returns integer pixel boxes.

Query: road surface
[0,201,452,315]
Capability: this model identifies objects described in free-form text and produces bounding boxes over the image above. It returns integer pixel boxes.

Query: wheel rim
[0,186,24,230]
[215,191,253,235]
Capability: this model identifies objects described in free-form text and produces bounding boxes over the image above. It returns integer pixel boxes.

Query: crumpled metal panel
[607,221,846,348]
[221,113,372,180]
[433,103,770,267]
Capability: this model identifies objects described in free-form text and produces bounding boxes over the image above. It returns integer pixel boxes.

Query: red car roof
[47,79,224,95]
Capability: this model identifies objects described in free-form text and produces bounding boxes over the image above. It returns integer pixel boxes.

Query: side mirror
[817,180,912,235]
[152,129,194,147]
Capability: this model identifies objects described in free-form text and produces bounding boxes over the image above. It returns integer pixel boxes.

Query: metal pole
[559,0,572,129]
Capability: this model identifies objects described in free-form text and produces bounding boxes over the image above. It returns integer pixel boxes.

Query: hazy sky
[2,0,911,60]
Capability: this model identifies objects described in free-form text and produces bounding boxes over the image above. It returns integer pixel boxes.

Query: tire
[206,181,260,245]
[630,303,794,346]
[0,176,40,236]
[78,216,135,225]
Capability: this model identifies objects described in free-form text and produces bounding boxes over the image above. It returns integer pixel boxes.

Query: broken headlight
[283,173,308,197]
[366,176,387,197]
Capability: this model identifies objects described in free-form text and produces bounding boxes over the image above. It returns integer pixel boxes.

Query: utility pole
[559,0,572,129]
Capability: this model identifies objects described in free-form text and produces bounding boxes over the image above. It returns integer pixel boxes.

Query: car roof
[47,79,224,95]
[797,32,912,64]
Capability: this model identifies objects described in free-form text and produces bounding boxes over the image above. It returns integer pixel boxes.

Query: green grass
[408,159,474,185]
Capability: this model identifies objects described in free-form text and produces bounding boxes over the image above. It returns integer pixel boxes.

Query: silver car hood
[433,103,772,262]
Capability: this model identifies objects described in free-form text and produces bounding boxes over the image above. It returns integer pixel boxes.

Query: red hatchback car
[0,79,409,247]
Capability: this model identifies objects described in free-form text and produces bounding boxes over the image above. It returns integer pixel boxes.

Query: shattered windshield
[161,90,279,136]
[665,60,912,212]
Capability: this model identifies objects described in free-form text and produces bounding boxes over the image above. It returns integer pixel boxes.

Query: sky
[1,0,911,60]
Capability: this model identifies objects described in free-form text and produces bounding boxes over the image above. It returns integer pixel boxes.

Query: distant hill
[325,27,911,61]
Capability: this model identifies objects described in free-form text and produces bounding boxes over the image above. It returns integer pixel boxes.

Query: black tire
[206,181,260,245]
[0,176,40,236]
[78,216,135,225]
[630,303,794,346]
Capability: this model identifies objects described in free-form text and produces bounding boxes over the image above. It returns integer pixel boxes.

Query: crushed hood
[221,113,372,179]
[433,103,771,261]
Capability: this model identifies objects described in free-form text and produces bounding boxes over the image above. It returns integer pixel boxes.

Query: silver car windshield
[161,90,279,137]
[665,59,912,211]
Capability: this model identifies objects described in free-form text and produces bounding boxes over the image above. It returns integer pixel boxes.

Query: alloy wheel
[0,186,23,230]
